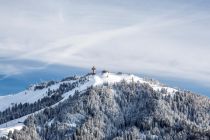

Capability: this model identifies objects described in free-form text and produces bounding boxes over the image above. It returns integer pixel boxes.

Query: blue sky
[0,0,210,97]
[0,61,209,97]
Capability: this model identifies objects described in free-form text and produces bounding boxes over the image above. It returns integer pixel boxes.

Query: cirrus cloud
[0,0,210,87]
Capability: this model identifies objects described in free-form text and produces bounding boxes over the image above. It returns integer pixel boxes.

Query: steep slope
[0,72,209,140]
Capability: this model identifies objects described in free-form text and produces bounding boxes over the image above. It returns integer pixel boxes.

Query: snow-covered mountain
[0,72,209,140]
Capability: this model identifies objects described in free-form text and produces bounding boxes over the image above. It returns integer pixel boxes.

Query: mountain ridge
[0,72,209,140]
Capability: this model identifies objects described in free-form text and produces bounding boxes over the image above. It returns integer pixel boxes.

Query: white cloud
[0,0,210,86]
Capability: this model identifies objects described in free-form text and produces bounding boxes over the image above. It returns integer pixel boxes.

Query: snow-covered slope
[0,80,76,112]
[0,72,179,138]
[0,116,26,138]
[0,72,177,112]
[91,72,177,95]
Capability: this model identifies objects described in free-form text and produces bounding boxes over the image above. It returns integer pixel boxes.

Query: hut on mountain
[102,70,109,74]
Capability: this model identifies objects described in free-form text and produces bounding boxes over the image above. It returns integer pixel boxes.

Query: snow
[91,73,143,86]
[0,124,24,138]
[152,85,177,97]
[0,80,74,112]
[52,78,94,107]
[0,115,27,138]
[90,72,177,96]
[0,72,178,137]
[69,123,76,127]
[140,133,147,139]
[56,73,146,106]
[0,107,47,138]
[0,72,176,113]
[47,119,55,126]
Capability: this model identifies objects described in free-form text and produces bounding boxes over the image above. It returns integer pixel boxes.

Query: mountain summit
[0,72,209,140]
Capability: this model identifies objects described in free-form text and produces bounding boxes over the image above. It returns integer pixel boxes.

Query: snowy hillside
[0,72,209,140]
[0,72,176,111]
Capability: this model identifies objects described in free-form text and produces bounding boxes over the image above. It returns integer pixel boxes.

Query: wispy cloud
[0,0,210,86]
